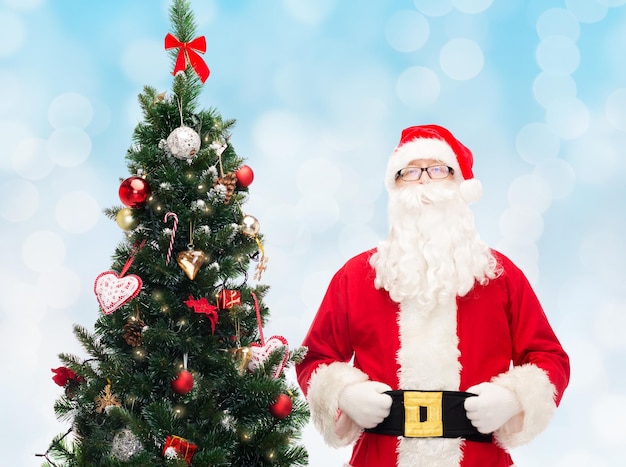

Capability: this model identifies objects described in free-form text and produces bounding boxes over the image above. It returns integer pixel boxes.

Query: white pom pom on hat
[385,124,483,204]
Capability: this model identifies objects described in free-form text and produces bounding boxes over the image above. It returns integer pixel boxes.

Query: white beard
[370,181,499,310]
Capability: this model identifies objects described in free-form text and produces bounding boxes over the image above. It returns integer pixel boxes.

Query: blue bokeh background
[1,0,625,465]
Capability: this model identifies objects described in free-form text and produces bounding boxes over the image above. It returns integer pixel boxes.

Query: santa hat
[385,124,483,203]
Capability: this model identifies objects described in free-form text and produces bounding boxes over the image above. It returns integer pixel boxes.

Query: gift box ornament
[162,435,197,465]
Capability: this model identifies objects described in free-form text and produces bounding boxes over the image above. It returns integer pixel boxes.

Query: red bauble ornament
[171,370,194,395]
[235,165,254,188]
[119,176,151,208]
[269,393,292,419]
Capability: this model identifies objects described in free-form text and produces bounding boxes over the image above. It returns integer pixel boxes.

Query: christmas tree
[39,1,309,465]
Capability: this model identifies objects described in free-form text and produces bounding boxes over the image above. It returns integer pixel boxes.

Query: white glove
[464,382,522,434]
[338,381,393,429]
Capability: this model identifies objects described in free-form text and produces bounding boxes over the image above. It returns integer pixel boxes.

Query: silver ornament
[167,126,201,160]
[241,215,260,236]
[110,428,143,461]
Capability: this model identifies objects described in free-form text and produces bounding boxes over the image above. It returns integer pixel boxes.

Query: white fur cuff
[307,362,369,447]
[491,364,557,448]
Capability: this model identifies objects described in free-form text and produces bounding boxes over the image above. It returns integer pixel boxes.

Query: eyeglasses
[395,165,454,181]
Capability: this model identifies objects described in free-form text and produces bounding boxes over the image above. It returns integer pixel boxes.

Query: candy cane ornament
[164,212,179,265]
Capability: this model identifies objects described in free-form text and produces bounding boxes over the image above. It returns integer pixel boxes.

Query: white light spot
[594,301,626,350]
[554,449,610,467]
[515,122,560,165]
[413,0,453,16]
[559,337,605,392]
[566,136,619,184]
[121,39,169,85]
[494,239,539,284]
[0,71,23,117]
[0,11,25,57]
[536,8,580,41]
[252,111,311,164]
[0,179,39,222]
[499,205,544,243]
[532,72,577,108]
[508,174,553,214]
[439,38,484,81]
[452,0,493,14]
[282,0,335,24]
[579,230,625,286]
[37,266,81,309]
[55,191,100,234]
[264,203,306,248]
[296,158,342,197]
[0,121,32,173]
[590,394,626,444]
[385,10,430,53]
[565,0,608,23]
[88,97,112,136]
[338,223,380,259]
[533,158,576,199]
[396,66,440,107]
[192,0,218,25]
[3,284,46,334]
[22,231,66,273]
[125,94,143,129]
[12,137,55,180]
[47,127,92,167]
[2,0,46,9]
[48,93,94,130]
[325,66,392,122]
[605,88,626,132]
[296,195,340,233]
[546,97,589,139]
[536,36,580,75]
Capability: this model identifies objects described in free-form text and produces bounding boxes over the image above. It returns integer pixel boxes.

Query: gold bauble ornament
[240,215,260,237]
[229,346,252,375]
[115,208,138,230]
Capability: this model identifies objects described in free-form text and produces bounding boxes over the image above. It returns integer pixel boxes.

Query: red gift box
[162,435,197,465]
[217,289,241,309]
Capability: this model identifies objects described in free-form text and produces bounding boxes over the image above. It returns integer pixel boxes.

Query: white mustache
[392,182,462,208]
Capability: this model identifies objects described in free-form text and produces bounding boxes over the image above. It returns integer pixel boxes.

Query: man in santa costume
[296,124,570,467]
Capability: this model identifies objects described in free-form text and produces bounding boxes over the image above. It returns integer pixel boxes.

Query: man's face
[394,158,455,187]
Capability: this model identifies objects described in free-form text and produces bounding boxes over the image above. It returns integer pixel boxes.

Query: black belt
[365,390,492,443]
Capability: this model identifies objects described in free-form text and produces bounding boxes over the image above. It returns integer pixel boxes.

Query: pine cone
[214,172,237,204]
[123,319,145,347]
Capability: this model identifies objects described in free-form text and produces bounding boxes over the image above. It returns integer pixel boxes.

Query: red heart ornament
[248,335,289,379]
[94,271,142,314]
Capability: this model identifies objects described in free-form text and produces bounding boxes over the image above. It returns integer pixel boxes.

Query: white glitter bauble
[110,428,143,461]
[167,126,201,160]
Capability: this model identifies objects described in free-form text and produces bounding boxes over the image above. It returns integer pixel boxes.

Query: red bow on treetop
[164,33,210,83]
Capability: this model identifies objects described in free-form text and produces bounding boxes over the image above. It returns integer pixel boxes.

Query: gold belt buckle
[403,391,444,437]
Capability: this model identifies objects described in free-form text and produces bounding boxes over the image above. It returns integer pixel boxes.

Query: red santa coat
[296,249,569,467]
